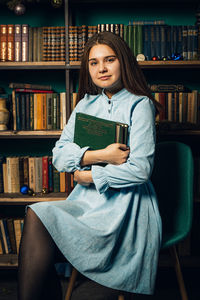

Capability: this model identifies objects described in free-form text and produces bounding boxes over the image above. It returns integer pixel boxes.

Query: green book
[74,113,128,150]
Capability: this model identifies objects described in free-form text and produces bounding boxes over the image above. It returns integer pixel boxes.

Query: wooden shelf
[0,130,62,139]
[70,60,200,69]
[0,193,67,205]
[0,61,66,70]
[0,254,18,268]
[1,60,200,70]
[158,130,200,136]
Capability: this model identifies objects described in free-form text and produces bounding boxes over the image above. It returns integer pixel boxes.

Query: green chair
[65,141,194,300]
[151,141,194,300]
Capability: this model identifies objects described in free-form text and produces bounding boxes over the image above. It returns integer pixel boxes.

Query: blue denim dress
[30,89,162,295]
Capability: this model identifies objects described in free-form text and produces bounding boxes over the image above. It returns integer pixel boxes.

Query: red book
[42,156,49,192]
[159,92,166,121]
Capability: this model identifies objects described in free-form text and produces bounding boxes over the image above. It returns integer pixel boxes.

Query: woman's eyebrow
[88,55,116,61]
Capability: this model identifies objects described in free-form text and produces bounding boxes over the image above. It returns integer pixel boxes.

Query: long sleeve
[52,108,89,173]
[92,98,156,193]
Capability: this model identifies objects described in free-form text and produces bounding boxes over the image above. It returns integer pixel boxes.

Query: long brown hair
[77,31,161,113]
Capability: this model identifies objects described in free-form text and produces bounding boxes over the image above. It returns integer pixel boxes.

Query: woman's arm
[74,143,130,186]
[81,143,130,166]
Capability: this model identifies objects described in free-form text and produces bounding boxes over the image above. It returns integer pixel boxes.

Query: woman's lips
[99,76,111,80]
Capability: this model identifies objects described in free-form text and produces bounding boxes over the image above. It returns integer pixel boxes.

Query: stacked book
[150,85,200,124]
[0,24,66,62]
[0,218,24,254]
[0,156,74,194]
[68,22,200,62]
[9,83,67,131]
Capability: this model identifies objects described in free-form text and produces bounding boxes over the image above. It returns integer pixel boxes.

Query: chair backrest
[151,141,194,249]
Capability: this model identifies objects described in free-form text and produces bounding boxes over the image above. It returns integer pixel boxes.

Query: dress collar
[102,88,129,101]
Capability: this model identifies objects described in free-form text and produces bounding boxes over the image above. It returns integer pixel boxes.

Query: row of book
[0,218,24,254]
[10,90,67,131]
[69,23,200,61]
[1,22,200,62]
[0,24,65,62]
[154,90,200,124]
[0,156,74,194]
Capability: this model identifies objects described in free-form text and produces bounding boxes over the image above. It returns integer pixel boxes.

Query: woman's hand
[73,170,93,186]
[81,143,130,166]
[103,143,130,165]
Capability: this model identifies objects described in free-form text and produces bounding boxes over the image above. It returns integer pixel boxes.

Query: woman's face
[88,44,121,91]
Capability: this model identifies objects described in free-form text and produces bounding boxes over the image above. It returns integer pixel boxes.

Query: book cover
[9,82,52,90]
[0,223,5,254]
[7,24,14,62]
[42,156,49,192]
[6,218,17,254]
[0,219,12,254]
[35,157,43,193]
[14,24,22,62]
[0,25,7,62]
[0,157,4,193]
[74,113,128,150]
[6,157,20,193]
[13,219,22,254]
[22,24,29,62]
[28,157,36,192]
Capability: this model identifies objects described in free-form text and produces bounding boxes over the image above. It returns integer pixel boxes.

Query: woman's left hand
[73,170,93,186]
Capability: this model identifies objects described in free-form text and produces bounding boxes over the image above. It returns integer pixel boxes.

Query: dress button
[108,100,111,104]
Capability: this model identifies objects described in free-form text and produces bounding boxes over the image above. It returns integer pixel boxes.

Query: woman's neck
[104,78,123,99]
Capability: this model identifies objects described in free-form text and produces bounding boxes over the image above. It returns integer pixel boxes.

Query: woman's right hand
[102,143,130,165]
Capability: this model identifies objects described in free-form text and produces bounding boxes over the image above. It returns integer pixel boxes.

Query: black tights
[18,207,66,300]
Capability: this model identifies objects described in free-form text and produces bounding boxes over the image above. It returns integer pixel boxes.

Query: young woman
[18,31,162,300]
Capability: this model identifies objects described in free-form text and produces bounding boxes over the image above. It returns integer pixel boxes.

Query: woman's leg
[18,207,64,300]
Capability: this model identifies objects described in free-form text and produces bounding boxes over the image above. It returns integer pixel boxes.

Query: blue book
[143,25,151,60]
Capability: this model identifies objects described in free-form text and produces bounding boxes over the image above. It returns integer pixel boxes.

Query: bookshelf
[0,0,200,269]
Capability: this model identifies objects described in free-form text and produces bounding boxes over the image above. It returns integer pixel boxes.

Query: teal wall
[72,2,197,26]
[0,70,66,94]
[0,2,65,26]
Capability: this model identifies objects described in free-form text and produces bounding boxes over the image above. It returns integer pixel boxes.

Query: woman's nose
[99,62,107,73]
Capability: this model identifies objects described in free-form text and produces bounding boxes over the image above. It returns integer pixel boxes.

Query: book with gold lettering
[74,113,128,150]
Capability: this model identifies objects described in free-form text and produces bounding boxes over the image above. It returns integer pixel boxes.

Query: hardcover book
[74,113,128,150]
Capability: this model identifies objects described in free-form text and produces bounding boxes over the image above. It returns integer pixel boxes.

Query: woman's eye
[89,61,97,66]
[106,57,115,63]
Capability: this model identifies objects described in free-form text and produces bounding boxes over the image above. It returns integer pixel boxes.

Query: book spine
[48,156,53,192]
[35,157,43,193]
[0,219,12,254]
[22,24,29,62]
[42,156,49,192]
[0,157,4,193]
[9,82,52,90]
[14,24,22,62]
[28,26,33,62]
[28,157,36,192]
[13,219,23,254]
[0,25,7,62]
[7,24,14,62]
[60,26,65,61]
[23,156,29,186]
[7,218,17,253]
[6,157,20,193]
